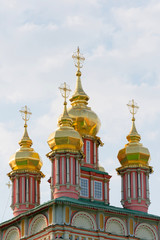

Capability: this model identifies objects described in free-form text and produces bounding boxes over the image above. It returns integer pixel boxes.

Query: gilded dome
[48,84,83,152]
[9,124,43,172]
[68,60,101,137]
[117,115,152,172]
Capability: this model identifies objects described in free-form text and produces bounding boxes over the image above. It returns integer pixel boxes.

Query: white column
[79,161,80,185]
[146,174,149,199]
[71,157,73,185]
[67,156,70,183]
[91,177,94,201]
[22,177,25,204]
[125,174,127,198]
[141,172,144,199]
[56,157,59,184]
[128,173,131,198]
[62,157,64,184]
[138,172,141,197]
[76,159,79,185]
[16,177,19,204]
[121,176,124,200]
[26,176,29,202]
[30,177,33,203]
[133,172,136,198]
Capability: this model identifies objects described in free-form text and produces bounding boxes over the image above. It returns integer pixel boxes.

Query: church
[0,48,159,240]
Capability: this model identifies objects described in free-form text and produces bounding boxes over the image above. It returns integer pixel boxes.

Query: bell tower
[117,100,153,212]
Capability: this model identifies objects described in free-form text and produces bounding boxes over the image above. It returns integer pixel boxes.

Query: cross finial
[59,82,71,105]
[19,105,32,127]
[72,47,85,71]
[6,181,11,189]
[127,99,139,121]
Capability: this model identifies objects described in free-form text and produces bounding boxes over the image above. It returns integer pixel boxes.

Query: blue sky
[1,0,160,221]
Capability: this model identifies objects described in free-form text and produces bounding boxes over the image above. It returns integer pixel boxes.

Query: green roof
[1,197,160,227]
[81,166,108,175]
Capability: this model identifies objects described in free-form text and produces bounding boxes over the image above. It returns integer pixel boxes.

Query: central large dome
[68,70,101,137]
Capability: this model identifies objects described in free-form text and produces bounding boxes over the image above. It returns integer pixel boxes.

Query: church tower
[8,106,44,217]
[47,82,83,199]
[68,48,111,204]
[68,47,103,170]
[117,100,153,212]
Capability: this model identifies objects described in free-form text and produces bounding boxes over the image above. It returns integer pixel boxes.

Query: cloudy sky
[1,0,160,222]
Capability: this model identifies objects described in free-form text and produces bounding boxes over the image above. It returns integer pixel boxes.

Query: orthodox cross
[127,99,139,121]
[72,47,85,71]
[59,82,71,104]
[6,181,11,189]
[19,105,32,126]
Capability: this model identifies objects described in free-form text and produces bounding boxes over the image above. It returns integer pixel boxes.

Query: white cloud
[1,0,160,221]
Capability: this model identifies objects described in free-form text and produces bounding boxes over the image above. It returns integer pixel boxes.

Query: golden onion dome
[117,100,152,172]
[48,82,83,152]
[9,106,43,172]
[68,47,101,137]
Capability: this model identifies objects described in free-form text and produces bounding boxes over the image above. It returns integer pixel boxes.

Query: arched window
[105,217,127,236]
[135,223,158,240]
[29,214,47,235]
[4,226,20,240]
[71,211,97,230]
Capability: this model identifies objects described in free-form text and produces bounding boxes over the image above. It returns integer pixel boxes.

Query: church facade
[0,48,160,240]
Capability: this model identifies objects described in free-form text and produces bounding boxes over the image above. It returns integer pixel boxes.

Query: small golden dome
[68,48,101,137]
[9,106,43,172]
[48,82,83,152]
[9,124,43,172]
[117,100,152,171]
